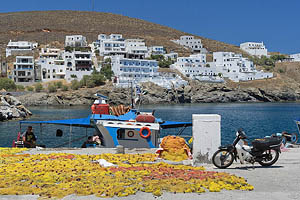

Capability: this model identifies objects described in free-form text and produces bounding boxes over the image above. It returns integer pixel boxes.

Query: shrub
[70,80,80,90]
[86,79,96,88]
[158,59,172,68]
[48,84,57,93]
[26,86,34,92]
[34,83,43,92]
[79,75,90,87]
[278,68,285,73]
[65,46,73,52]
[62,85,69,91]
[91,73,106,86]
[70,74,77,78]
[16,85,25,91]
[0,78,16,91]
[54,81,63,88]
[150,54,164,61]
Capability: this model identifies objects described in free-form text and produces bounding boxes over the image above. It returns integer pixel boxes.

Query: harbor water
[0,103,299,148]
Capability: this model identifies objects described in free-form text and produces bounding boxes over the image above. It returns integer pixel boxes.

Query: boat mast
[131,81,134,109]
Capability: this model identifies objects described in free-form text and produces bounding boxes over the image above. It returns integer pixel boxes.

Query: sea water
[0,103,299,148]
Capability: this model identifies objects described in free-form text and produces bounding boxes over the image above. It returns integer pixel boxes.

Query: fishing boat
[14,92,192,148]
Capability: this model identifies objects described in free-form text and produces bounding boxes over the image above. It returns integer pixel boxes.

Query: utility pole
[92,0,95,11]
[0,49,2,77]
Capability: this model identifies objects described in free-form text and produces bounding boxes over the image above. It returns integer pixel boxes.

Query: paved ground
[0,147,299,200]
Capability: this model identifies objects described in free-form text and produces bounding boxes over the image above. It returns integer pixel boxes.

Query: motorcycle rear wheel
[258,149,280,166]
[212,149,234,169]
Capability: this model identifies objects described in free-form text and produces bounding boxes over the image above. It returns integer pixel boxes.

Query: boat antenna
[131,81,134,109]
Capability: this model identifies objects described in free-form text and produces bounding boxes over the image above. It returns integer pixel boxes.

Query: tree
[100,63,114,80]
[0,78,16,91]
[91,73,106,86]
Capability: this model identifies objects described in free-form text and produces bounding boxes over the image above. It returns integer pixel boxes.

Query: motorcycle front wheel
[212,149,234,169]
[258,149,280,167]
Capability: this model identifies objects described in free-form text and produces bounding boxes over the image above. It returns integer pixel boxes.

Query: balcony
[74,57,91,61]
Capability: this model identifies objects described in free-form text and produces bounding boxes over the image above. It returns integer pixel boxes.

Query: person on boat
[92,134,101,146]
[81,136,96,148]
[22,126,37,148]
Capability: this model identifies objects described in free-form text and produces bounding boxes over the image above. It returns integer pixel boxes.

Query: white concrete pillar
[192,114,221,165]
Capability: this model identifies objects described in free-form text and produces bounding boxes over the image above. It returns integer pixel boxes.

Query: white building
[38,49,93,82]
[171,36,207,53]
[111,55,159,86]
[290,53,300,62]
[39,48,61,59]
[95,34,126,56]
[213,52,272,82]
[124,39,148,59]
[65,35,87,47]
[64,51,94,81]
[148,46,165,56]
[171,54,220,80]
[12,56,35,83]
[164,52,178,60]
[6,40,38,57]
[240,42,268,57]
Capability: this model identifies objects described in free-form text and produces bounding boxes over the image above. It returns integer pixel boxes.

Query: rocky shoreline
[0,94,32,121]
[15,81,300,107]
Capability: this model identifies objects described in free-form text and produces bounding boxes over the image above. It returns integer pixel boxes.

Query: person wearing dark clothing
[22,126,36,148]
[81,136,96,148]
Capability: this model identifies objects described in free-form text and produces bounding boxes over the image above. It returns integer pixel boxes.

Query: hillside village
[0,33,279,91]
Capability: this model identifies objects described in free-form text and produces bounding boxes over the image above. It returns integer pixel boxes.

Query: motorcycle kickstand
[251,162,255,170]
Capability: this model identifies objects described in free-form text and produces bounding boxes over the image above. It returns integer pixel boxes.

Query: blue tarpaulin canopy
[160,121,192,129]
[20,117,93,128]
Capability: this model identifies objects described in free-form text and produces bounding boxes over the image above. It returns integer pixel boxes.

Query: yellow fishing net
[160,136,191,161]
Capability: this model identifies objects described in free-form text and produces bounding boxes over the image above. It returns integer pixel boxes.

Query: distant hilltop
[0,10,244,55]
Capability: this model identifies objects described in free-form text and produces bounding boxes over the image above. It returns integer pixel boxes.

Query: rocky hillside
[0,10,245,56]
[2,10,300,102]
[0,94,32,121]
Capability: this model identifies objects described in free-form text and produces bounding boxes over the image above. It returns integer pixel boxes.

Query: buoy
[139,127,151,139]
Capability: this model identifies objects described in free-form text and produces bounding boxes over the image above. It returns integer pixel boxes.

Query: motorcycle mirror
[237,128,244,134]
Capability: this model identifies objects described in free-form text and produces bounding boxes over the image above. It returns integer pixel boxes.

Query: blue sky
[1,0,299,54]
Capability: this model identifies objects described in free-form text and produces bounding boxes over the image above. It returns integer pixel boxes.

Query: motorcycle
[212,129,282,169]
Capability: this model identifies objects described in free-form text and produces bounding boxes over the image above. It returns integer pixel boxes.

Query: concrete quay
[0,147,299,200]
